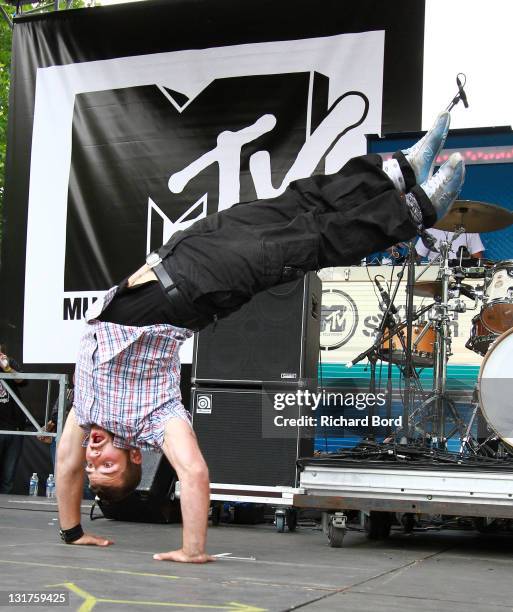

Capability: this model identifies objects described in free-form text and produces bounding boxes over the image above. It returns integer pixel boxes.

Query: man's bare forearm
[179,469,210,556]
[56,458,85,529]
[157,418,213,562]
[55,408,86,529]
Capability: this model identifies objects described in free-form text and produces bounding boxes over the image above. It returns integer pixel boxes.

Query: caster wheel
[211,503,221,526]
[401,513,416,534]
[286,509,298,532]
[328,524,345,548]
[379,515,392,539]
[275,513,286,533]
[364,511,392,540]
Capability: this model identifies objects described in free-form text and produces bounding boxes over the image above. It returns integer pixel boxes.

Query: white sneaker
[403,112,451,185]
[420,152,465,219]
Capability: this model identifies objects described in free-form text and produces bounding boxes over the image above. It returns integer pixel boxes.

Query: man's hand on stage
[71,533,114,547]
[153,548,215,563]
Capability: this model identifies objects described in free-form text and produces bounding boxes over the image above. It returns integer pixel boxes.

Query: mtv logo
[64,72,369,290]
[322,305,347,333]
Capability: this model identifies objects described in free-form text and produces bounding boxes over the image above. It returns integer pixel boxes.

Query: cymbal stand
[368,265,406,439]
[401,240,418,439]
[434,238,452,442]
[459,388,481,455]
[375,263,427,437]
[424,235,467,446]
[354,258,409,440]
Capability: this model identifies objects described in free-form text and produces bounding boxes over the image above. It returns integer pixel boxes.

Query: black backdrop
[0,0,425,492]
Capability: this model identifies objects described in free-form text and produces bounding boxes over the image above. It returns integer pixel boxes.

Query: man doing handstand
[56,112,463,563]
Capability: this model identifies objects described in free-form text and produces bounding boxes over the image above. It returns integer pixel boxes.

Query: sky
[97,0,513,131]
[423,0,513,130]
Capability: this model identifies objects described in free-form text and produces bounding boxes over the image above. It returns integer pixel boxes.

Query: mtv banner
[0,1,425,365]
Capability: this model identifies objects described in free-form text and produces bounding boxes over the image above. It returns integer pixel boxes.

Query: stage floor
[0,495,512,612]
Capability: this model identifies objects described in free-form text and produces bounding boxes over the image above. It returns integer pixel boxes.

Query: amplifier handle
[311,295,320,319]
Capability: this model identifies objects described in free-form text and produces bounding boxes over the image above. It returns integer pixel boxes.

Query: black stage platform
[1,495,512,611]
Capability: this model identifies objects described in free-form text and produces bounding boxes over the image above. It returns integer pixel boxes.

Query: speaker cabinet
[192,387,314,487]
[192,272,321,386]
[97,450,181,523]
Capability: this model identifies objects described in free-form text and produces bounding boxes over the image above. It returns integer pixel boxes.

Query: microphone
[374,277,397,314]
[456,74,469,108]
[346,351,368,368]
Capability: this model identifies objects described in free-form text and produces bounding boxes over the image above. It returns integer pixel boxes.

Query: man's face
[85,426,130,488]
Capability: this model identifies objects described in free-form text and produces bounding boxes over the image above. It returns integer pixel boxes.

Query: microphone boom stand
[402,241,417,440]
[366,265,406,439]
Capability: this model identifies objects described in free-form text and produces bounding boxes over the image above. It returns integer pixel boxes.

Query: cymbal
[434,200,513,233]
[413,280,443,298]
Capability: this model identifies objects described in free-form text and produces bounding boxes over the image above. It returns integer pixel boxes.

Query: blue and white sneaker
[395,112,451,188]
[420,152,465,220]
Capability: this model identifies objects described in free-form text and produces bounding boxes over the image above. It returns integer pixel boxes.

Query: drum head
[479,327,513,448]
[482,302,513,334]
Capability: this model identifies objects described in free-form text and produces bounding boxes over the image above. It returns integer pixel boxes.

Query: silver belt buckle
[146,252,162,268]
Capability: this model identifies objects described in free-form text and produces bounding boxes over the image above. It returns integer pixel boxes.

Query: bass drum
[478,327,513,449]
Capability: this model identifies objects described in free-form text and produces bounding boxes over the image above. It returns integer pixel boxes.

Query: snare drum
[380,323,435,367]
[481,261,513,334]
[465,313,497,357]
[478,327,513,448]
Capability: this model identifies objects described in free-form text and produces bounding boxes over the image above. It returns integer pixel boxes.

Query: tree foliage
[0,4,14,208]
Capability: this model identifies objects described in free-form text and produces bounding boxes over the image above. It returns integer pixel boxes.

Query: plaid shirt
[73,286,193,450]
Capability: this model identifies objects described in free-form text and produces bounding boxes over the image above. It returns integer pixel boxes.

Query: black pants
[146,154,435,328]
[102,155,435,330]
[0,433,24,494]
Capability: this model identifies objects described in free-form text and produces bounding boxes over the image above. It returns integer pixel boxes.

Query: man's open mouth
[90,431,105,445]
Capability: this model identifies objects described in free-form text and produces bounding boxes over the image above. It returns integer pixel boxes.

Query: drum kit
[372,199,513,453]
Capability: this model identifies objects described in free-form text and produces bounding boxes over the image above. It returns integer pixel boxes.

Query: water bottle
[29,473,39,496]
[45,474,56,499]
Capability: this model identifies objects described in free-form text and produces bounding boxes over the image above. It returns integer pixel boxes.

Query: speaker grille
[192,388,313,487]
[193,273,321,385]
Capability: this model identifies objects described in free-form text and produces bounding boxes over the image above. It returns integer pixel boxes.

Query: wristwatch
[146,252,162,268]
[59,523,84,543]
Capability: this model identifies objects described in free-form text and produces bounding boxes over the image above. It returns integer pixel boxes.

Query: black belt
[146,252,213,331]
[146,252,178,295]
[154,262,176,294]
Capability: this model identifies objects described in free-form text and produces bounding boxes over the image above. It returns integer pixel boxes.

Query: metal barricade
[0,372,69,442]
